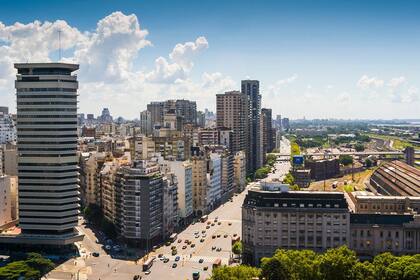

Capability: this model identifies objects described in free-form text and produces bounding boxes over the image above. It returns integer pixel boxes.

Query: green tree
[351,261,374,280]
[210,265,260,280]
[283,173,295,185]
[0,253,55,280]
[365,158,373,168]
[339,155,353,166]
[403,263,420,280]
[261,256,289,280]
[232,241,243,255]
[318,246,358,280]
[354,143,365,152]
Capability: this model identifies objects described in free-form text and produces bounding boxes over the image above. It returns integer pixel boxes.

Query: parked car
[199,258,204,263]
[172,263,177,268]
[175,256,180,261]
[92,252,99,257]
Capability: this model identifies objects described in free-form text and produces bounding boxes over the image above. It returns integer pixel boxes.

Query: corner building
[14,63,82,244]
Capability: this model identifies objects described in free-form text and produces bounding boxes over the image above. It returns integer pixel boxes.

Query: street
[44,138,292,280]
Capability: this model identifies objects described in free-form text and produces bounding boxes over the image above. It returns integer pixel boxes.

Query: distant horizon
[1,0,420,119]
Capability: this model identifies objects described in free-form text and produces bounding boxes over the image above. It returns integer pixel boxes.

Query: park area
[308,168,375,192]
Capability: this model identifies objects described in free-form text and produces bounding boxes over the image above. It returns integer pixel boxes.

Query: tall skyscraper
[140,110,153,136]
[147,101,165,127]
[216,91,248,160]
[241,80,262,172]
[14,63,83,244]
[261,108,274,155]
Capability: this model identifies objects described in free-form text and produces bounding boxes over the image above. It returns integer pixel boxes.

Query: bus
[192,271,200,280]
[142,256,155,271]
[200,215,208,223]
[169,233,178,242]
[213,258,221,269]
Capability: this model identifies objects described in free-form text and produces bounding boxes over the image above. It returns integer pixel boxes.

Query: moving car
[175,256,180,261]
[92,252,99,257]
[199,258,204,263]
[172,263,177,268]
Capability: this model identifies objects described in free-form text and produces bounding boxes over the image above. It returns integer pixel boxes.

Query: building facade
[216,91,248,168]
[115,161,163,248]
[242,189,350,265]
[14,63,82,244]
[241,80,263,172]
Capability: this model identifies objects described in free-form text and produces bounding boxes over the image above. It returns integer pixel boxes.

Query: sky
[1,0,420,119]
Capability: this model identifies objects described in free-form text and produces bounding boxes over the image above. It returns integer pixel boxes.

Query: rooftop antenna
[58,29,62,61]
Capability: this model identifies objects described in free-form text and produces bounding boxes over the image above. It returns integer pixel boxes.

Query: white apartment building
[167,160,193,223]
[207,153,222,210]
[0,112,16,144]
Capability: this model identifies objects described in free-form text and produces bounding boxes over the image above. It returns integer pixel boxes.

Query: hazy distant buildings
[242,80,263,172]
[13,63,82,244]
[147,101,165,127]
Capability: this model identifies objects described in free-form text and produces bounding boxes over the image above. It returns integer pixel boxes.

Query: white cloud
[169,36,208,70]
[336,92,350,103]
[387,76,406,89]
[0,13,224,118]
[146,36,208,83]
[356,75,384,90]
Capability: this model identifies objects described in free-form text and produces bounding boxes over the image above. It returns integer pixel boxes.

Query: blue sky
[1,0,420,119]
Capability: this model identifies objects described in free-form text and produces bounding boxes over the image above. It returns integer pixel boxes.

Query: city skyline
[1,0,420,119]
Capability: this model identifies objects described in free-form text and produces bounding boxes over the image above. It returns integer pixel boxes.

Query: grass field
[309,169,374,192]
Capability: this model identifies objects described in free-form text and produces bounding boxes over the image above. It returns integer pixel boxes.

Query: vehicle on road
[217,234,221,238]
[163,258,169,263]
[213,258,222,268]
[92,252,99,257]
[224,234,228,238]
[200,238,205,243]
[165,241,171,246]
[158,253,163,258]
[216,247,221,252]
[175,256,180,261]
[133,275,141,280]
[178,239,182,243]
[172,249,177,255]
[200,215,208,223]
[170,233,178,242]
[212,246,216,250]
[143,256,155,272]
[192,271,200,280]
[212,235,216,239]
[199,258,204,263]
[206,225,210,229]
[191,243,195,248]
[217,222,221,225]
[172,263,177,268]
[228,222,232,226]
[182,245,187,249]
[203,266,208,271]
[202,230,206,234]
[145,270,151,275]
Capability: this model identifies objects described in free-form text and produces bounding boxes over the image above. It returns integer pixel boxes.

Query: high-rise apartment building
[216,91,248,162]
[261,108,274,158]
[147,101,165,127]
[241,80,262,172]
[115,161,163,247]
[140,110,153,136]
[14,63,82,244]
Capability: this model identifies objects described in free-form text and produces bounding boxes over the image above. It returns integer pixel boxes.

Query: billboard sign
[293,155,304,165]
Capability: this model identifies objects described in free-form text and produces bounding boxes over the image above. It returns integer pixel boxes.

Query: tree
[318,246,358,280]
[351,261,375,280]
[354,143,365,152]
[0,253,55,280]
[283,173,295,185]
[232,241,243,255]
[365,158,373,168]
[210,265,260,280]
[339,155,353,166]
[261,256,289,280]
